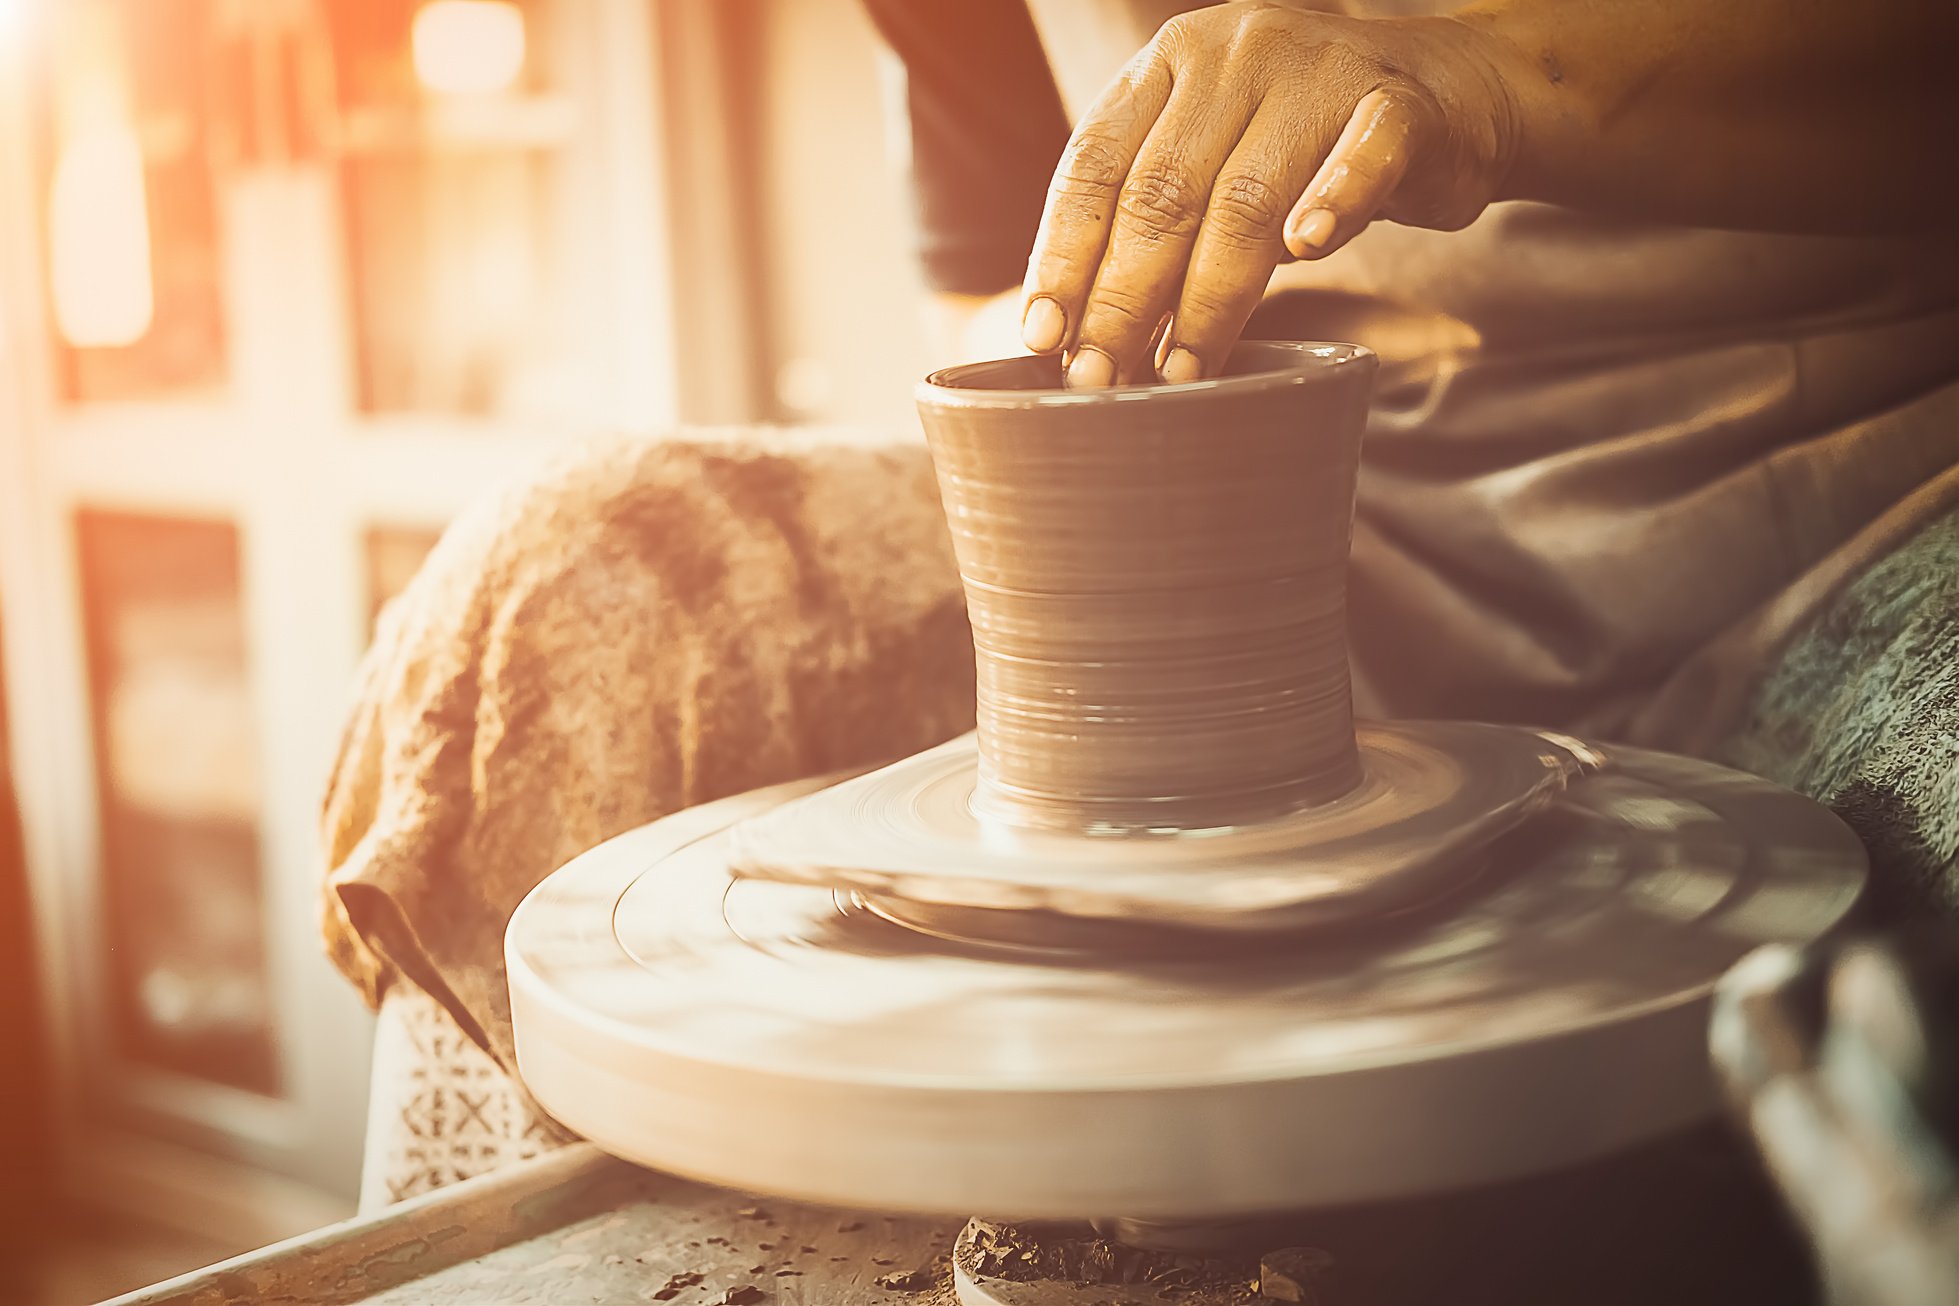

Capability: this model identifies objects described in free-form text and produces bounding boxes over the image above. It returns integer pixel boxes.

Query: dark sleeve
[862,0,1071,296]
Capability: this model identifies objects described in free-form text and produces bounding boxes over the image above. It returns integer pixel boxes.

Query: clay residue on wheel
[958,1219,1266,1303]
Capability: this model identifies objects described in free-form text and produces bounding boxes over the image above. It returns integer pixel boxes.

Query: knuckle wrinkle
[1120,161,1207,239]
[1058,133,1129,198]
[1210,173,1287,238]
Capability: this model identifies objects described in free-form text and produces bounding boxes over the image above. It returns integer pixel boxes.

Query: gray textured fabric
[1711,510,1959,921]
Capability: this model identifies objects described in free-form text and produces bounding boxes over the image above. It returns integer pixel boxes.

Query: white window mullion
[583,0,680,431]
[43,414,255,516]
[224,162,375,1196]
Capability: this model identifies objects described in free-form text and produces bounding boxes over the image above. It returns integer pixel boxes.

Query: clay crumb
[836,1220,864,1233]
[799,1245,818,1255]
[737,1206,773,1222]
[652,1271,704,1301]
[960,1220,1262,1301]
[1257,1247,1335,1302]
[873,1264,941,1293]
[717,1288,767,1306]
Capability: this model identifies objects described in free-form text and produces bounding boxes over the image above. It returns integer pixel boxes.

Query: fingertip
[1065,347,1116,389]
[1286,208,1338,258]
[1159,346,1202,385]
[1021,296,1067,354]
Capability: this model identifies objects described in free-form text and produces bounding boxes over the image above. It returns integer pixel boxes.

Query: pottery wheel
[507,738,1865,1219]
[510,346,1869,1221]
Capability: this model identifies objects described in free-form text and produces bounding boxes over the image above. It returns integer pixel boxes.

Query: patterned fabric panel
[359,985,566,1212]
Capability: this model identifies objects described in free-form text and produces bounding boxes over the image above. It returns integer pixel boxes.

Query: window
[77,512,277,1096]
[0,0,736,1221]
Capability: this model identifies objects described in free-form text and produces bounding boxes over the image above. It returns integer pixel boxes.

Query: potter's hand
[1018,3,1517,387]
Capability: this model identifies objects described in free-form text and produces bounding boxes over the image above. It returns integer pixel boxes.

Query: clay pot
[915,341,1377,833]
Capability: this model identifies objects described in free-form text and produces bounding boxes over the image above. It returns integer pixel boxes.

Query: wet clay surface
[917,343,1376,833]
[728,721,1588,934]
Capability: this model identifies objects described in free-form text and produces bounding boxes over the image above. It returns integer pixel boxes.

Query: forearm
[1460,0,1959,233]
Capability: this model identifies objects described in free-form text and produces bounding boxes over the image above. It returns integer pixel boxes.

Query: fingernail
[1021,296,1066,353]
[1160,346,1202,385]
[1291,208,1337,251]
[1066,347,1116,389]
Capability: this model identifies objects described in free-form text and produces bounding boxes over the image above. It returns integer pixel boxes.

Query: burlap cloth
[321,429,977,1076]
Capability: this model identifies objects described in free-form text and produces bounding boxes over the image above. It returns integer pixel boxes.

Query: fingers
[1283,88,1419,262]
[1023,21,1434,387]
[1156,89,1425,384]
[1019,55,1174,358]
[1066,88,1252,385]
[1160,109,1314,384]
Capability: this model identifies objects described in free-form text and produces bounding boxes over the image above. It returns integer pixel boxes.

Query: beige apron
[1326,209,1959,743]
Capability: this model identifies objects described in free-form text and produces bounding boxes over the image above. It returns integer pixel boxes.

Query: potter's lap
[323,428,976,1073]
[354,424,974,803]
[379,430,958,639]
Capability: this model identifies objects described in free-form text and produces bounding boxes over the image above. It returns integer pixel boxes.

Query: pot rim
[918,339,1376,409]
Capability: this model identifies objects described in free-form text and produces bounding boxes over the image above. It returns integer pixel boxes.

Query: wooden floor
[0,1205,254,1306]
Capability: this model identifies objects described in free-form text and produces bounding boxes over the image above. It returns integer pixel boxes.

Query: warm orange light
[412,0,526,96]
[48,125,154,348]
